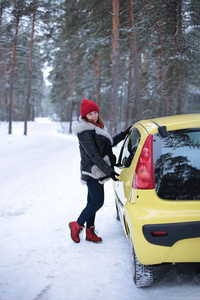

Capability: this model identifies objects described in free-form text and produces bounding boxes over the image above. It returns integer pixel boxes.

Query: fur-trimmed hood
[72,116,113,145]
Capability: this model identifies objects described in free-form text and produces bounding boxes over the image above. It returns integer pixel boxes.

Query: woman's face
[86,111,98,123]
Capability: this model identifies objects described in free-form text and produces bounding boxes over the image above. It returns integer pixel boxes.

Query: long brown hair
[83,115,105,128]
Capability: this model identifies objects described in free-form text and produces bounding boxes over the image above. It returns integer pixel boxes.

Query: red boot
[69,221,84,243]
[86,226,102,243]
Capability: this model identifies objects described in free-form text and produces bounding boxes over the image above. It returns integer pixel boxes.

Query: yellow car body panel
[114,114,200,266]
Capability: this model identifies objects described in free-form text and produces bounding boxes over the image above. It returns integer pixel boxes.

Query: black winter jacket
[72,117,127,184]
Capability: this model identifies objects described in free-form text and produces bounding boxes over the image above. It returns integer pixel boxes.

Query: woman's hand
[110,171,119,181]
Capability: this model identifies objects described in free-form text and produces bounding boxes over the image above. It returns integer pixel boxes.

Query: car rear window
[153,128,200,200]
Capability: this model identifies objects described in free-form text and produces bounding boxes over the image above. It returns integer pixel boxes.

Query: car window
[153,128,200,200]
[117,128,141,167]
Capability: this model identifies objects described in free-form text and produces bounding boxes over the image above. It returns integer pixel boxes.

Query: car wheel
[115,201,120,221]
[129,234,154,288]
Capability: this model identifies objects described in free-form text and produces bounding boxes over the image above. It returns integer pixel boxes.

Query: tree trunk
[24,6,36,135]
[175,0,183,114]
[126,54,132,128]
[157,18,164,117]
[128,0,141,122]
[69,52,73,133]
[110,0,119,136]
[0,7,3,113]
[94,52,100,106]
[0,5,2,32]
[8,16,19,134]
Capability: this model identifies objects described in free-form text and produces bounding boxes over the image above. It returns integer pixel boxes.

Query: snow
[0,119,200,300]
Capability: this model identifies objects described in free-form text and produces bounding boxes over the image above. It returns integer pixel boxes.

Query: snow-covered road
[0,120,200,300]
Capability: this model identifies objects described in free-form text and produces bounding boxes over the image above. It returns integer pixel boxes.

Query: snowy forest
[0,0,200,135]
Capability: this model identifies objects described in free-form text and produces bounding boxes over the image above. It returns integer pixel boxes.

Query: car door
[115,127,141,212]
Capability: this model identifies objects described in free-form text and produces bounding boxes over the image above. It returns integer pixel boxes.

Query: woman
[69,98,130,243]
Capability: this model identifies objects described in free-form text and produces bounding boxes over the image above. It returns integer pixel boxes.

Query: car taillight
[132,134,155,189]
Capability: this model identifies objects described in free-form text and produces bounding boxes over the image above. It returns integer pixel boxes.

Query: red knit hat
[80,98,99,117]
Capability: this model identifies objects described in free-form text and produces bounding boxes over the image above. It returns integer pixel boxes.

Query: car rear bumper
[131,224,200,265]
[125,190,200,265]
[142,221,200,246]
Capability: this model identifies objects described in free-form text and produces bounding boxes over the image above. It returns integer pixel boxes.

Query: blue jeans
[77,178,104,228]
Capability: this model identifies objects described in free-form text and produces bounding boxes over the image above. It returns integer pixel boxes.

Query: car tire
[129,234,154,288]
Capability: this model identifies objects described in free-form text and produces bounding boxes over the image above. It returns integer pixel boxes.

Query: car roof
[136,114,200,135]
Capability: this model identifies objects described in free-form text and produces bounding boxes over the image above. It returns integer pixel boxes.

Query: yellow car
[114,114,200,287]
